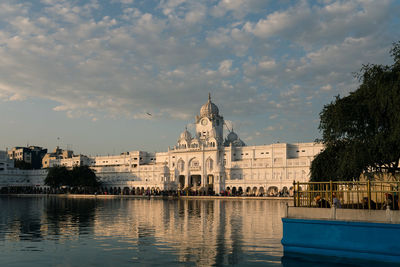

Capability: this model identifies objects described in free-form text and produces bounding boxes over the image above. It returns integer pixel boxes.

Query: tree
[311,41,400,181]
[45,165,99,190]
[70,166,99,188]
[44,166,70,188]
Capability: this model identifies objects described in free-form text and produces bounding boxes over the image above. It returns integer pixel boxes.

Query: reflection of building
[7,146,47,169]
[0,94,323,194]
[92,199,286,266]
[0,197,286,265]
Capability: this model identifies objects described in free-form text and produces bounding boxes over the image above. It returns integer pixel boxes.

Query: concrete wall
[282,217,400,263]
[286,206,400,223]
[282,206,400,263]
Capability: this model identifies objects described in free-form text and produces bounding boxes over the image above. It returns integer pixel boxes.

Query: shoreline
[0,193,292,201]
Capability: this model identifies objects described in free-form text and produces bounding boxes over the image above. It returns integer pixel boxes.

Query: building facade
[0,95,323,195]
[42,146,74,168]
[7,146,47,169]
[0,150,48,189]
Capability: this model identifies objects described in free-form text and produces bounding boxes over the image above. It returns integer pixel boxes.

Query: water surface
[0,196,385,266]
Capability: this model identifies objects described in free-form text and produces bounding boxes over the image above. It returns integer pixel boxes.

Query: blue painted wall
[282,218,400,263]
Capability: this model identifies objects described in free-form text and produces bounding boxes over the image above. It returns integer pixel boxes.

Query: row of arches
[0,186,50,194]
[178,174,215,189]
[1,184,293,197]
[99,186,163,195]
[224,186,292,197]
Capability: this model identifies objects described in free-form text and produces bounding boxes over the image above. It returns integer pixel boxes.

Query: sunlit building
[0,94,323,195]
[7,146,47,169]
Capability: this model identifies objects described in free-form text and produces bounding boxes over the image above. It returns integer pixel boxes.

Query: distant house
[7,146,47,169]
[0,150,14,171]
[41,146,74,168]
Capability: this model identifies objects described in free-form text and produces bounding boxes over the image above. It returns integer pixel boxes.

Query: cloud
[243,0,395,48]
[0,0,397,132]
[320,84,332,91]
[211,0,270,19]
[244,3,312,39]
[269,114,278,119]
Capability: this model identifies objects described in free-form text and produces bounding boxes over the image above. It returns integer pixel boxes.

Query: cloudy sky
[0,0,399,155]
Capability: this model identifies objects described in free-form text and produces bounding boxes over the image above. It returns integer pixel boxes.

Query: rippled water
[0,196,383,266]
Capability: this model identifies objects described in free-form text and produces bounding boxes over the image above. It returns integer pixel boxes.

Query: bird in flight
[146,112,152,116]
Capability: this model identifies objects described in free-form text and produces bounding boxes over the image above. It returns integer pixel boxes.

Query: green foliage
[45,166,70,188]
[311,41,400,181]
[70,166,100,187]
[45,165,99,189]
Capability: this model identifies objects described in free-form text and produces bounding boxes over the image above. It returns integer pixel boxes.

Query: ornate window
[178,159,185,172]
[191,160,199,167]
[206,158,213,171]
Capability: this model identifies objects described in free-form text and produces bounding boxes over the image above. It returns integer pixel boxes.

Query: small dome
[224,129,246,147]
[226,131,238,142]
[179,128,192,141]
[200,93,219,118]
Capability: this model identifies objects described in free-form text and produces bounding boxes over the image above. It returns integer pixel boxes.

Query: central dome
[200,93,219,118]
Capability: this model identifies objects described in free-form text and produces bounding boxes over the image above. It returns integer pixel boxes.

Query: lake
[0,196,382,266]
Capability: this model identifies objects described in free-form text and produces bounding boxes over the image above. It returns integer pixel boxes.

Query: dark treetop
[311,41,400,181]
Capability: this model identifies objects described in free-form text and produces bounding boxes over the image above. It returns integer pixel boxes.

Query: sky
[0,0,399,156]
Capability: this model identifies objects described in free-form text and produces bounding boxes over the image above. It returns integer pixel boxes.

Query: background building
[7,146,47,169]
[0,95,323,195]
[0,150,14,171]
[42,146,74,168]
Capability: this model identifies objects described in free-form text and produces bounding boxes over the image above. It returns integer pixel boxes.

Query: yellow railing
[293,180,400,210]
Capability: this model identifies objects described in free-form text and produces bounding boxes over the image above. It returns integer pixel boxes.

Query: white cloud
[244,2,312,39]
[0,0,397,129]
[258,59,276,70]
[218,60,237,77]
[211,0,270,19]
[320,84,332,91]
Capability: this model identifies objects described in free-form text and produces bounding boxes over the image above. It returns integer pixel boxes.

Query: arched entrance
[252,186,257,196]
[178,175,185,189]
[190,175,201,190]
[258,187,265,196]
[123,187,130,195]
[238,187,243,196]
[281,186,289,197]
[246,187,251,196]
[226,187,231,195]
[207,174,214,194]
[267,186,278,196]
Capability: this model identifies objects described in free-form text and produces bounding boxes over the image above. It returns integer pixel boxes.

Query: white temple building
[0,94,324,196]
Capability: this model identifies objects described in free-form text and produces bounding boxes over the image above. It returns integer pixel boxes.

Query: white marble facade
[0,95,323,195]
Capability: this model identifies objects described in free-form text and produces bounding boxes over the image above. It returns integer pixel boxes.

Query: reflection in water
[1,196,373,266]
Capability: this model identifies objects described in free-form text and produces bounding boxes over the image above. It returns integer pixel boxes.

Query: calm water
[0,196,386,266]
